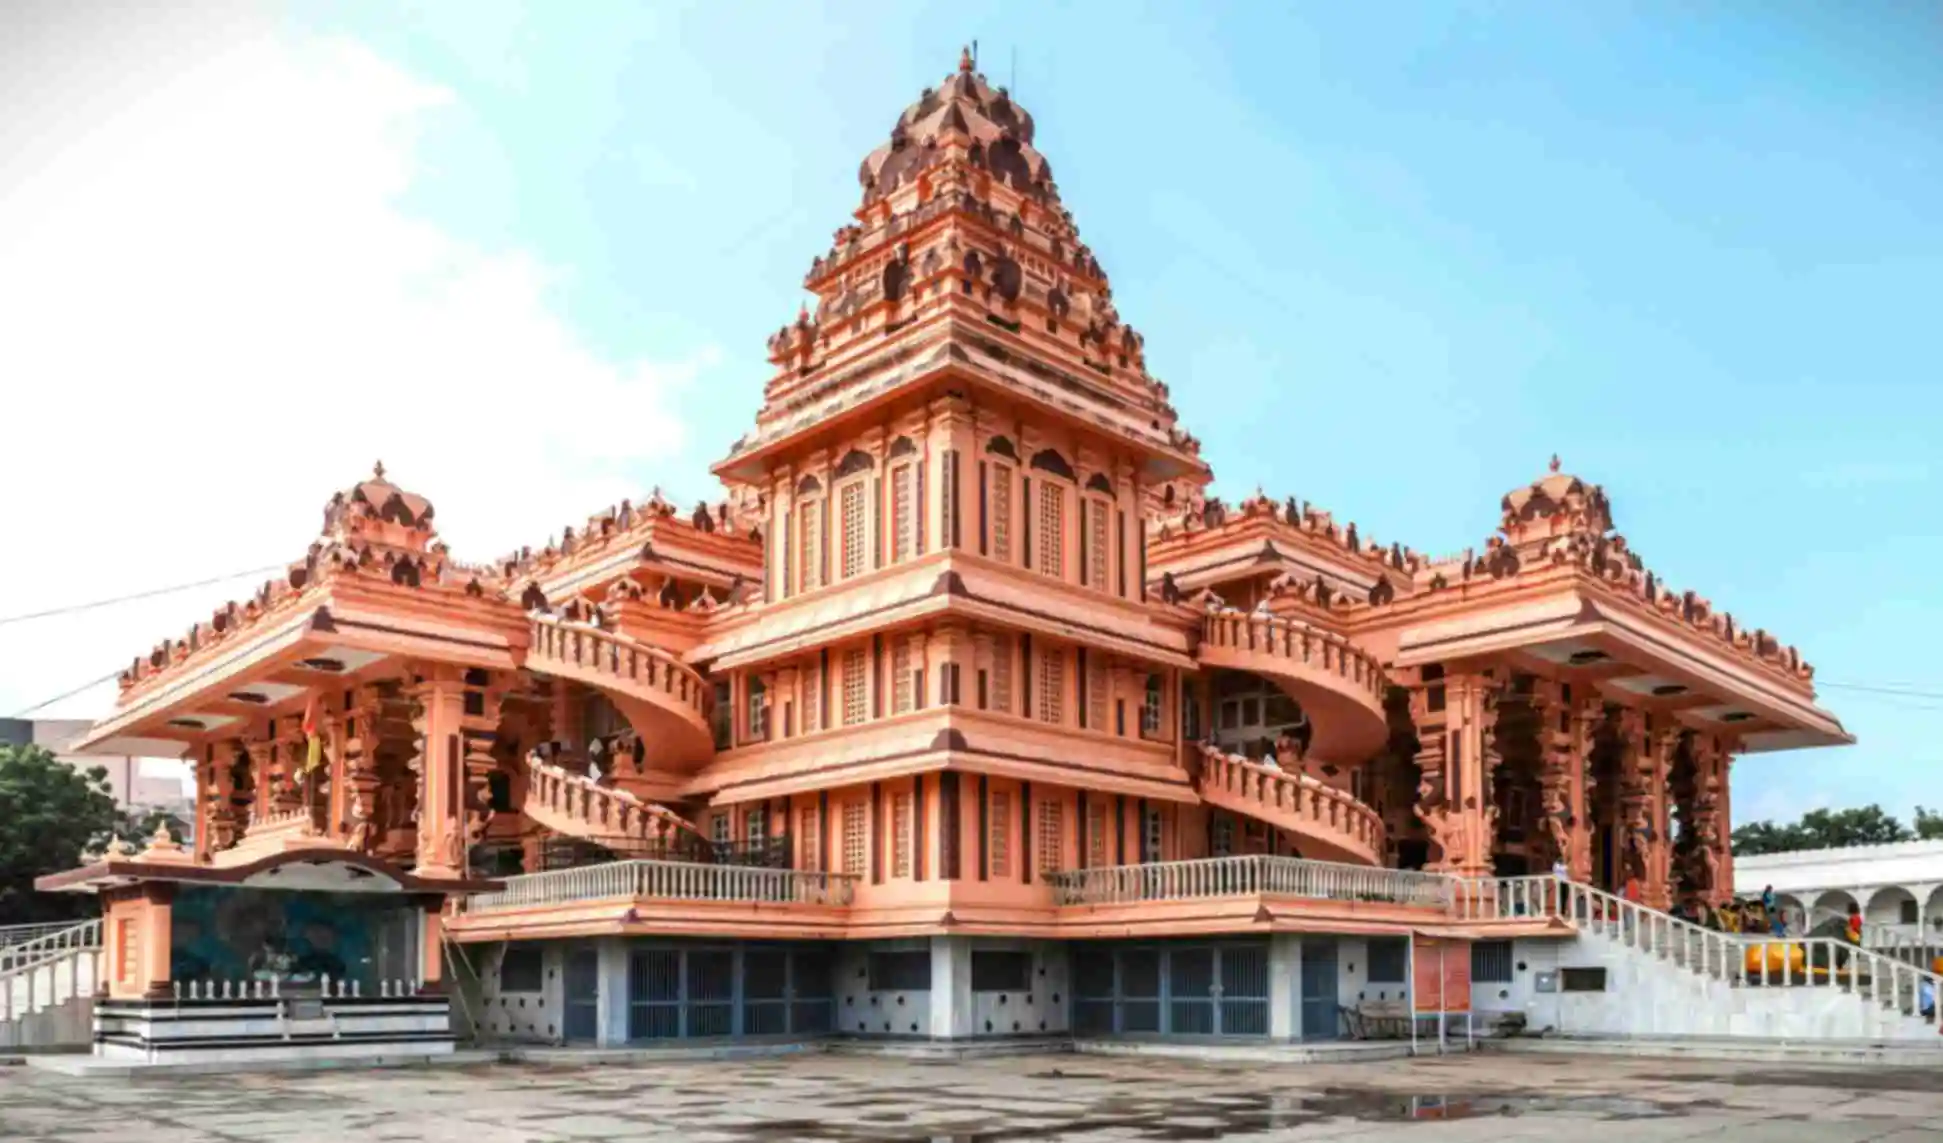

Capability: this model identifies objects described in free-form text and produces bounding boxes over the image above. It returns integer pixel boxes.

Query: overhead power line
[13,670,121,717]
[0,565,284,628]
[1817,681,1943,702]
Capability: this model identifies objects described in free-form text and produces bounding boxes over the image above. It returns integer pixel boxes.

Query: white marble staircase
[1466,876,1943,1042]
[1,919,101,1050]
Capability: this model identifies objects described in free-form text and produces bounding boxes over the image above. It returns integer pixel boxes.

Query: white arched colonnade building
[1735,839,1943,954]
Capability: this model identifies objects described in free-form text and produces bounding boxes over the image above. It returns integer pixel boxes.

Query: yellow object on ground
[1744,942,1806,976]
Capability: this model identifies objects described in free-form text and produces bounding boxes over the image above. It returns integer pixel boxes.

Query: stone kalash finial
[959,44,974,73]
[1549,453,1562,474]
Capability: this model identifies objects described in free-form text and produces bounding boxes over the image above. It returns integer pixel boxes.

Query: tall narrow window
[892,463,915,562]
[711,813,730,846]
[1088,660,1109,734]
[944,449,962,548]
[1212,816,1234,857]
[800,662,821,735]
[840,482,866,579]
[1037,482,1065,578]
[990,790,1012,878]
[1141,674,1163,738]
[1087,799,1108,868]
[1085,499,1109,591]
[746,806,768,845]
[842,801,867,875]
[1143,806,1164,864]
[990,463,1013,561]
[800,806,821,872]
[747,677,770,741]
[781,510,793,599]
[892,791,913,878]
[799,499,822,592]
[990,635,1014,715]
[1037,647,1065,725]
[892,641,913,714]
[842,648,868,726]
[1037,798,1063,875]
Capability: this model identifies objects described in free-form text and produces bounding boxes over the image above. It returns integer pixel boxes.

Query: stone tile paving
[4,1051,1943,1142]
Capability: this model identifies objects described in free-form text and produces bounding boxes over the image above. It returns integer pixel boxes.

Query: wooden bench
[1340,999,1411,1040]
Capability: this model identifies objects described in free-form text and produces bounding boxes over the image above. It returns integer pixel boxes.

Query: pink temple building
[37,51,1870,1063]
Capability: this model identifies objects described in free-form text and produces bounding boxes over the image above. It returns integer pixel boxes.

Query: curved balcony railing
[1047,855,1451,909]
[457,859,857,913]
[1196,746,1386,866]
[527,615,712,741]
[1199,609,1388,706]
[522,757,701,850]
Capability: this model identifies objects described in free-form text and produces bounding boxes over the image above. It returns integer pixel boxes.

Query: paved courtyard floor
[4,1049,1942,1141]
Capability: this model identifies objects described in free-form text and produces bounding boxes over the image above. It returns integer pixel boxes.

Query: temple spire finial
[374,460,387,481]
[1548,454,1561,474]
[959,44,974,73]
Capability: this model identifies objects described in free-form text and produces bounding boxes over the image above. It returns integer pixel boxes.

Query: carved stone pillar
[341,689,383,854]
[1565,694,1601,883]
[411,666,470,879]
[1614,707,1653,897]
[204,743,242,856]
[1645,724,1679,910]
[1530,680,1573,872]
[1426,673,1504,879]
[1717,743,1738,906]
[1684,734,1731,906]
[1409,675,1462,873]
[459,672,506,853]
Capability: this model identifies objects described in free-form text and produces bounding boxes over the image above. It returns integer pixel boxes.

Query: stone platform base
[88,995,457,1069]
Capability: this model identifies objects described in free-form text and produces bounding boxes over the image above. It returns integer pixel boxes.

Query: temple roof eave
[76,582,529,757]
[1389,586,1849,749]
[35,847,498,896]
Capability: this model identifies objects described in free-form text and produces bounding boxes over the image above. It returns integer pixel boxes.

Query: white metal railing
[1046,854,1454,909]
[2,919,102,1028]
[1454,875,1943,1034]
[0,921,81,950]
[458,860,858,913]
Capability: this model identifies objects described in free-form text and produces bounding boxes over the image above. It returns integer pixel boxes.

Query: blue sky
[5,2,1937,825]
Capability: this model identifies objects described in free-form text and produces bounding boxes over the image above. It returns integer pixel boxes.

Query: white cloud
[0,11,708,722]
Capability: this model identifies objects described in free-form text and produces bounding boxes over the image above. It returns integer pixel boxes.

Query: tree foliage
[0,743,126,924]
[1731,803,1940,856]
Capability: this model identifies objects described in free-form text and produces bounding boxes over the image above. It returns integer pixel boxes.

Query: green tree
[1914,806,1943,841]
[0,743,124,924]
[1731,803,1914,856]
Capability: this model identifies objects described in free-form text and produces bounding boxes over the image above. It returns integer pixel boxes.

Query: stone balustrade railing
[528,615,709,723]
[524,757,700,842]
[1197,748,1386,861]
[1046,855,1453,909]
[458,859,858,913]
[1199,609,1388,706]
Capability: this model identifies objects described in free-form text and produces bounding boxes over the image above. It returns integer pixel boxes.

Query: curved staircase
[524,615,714,766]
[521,756,703,857]
[1195,745,1386,867]
[1196,610,1391,763]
